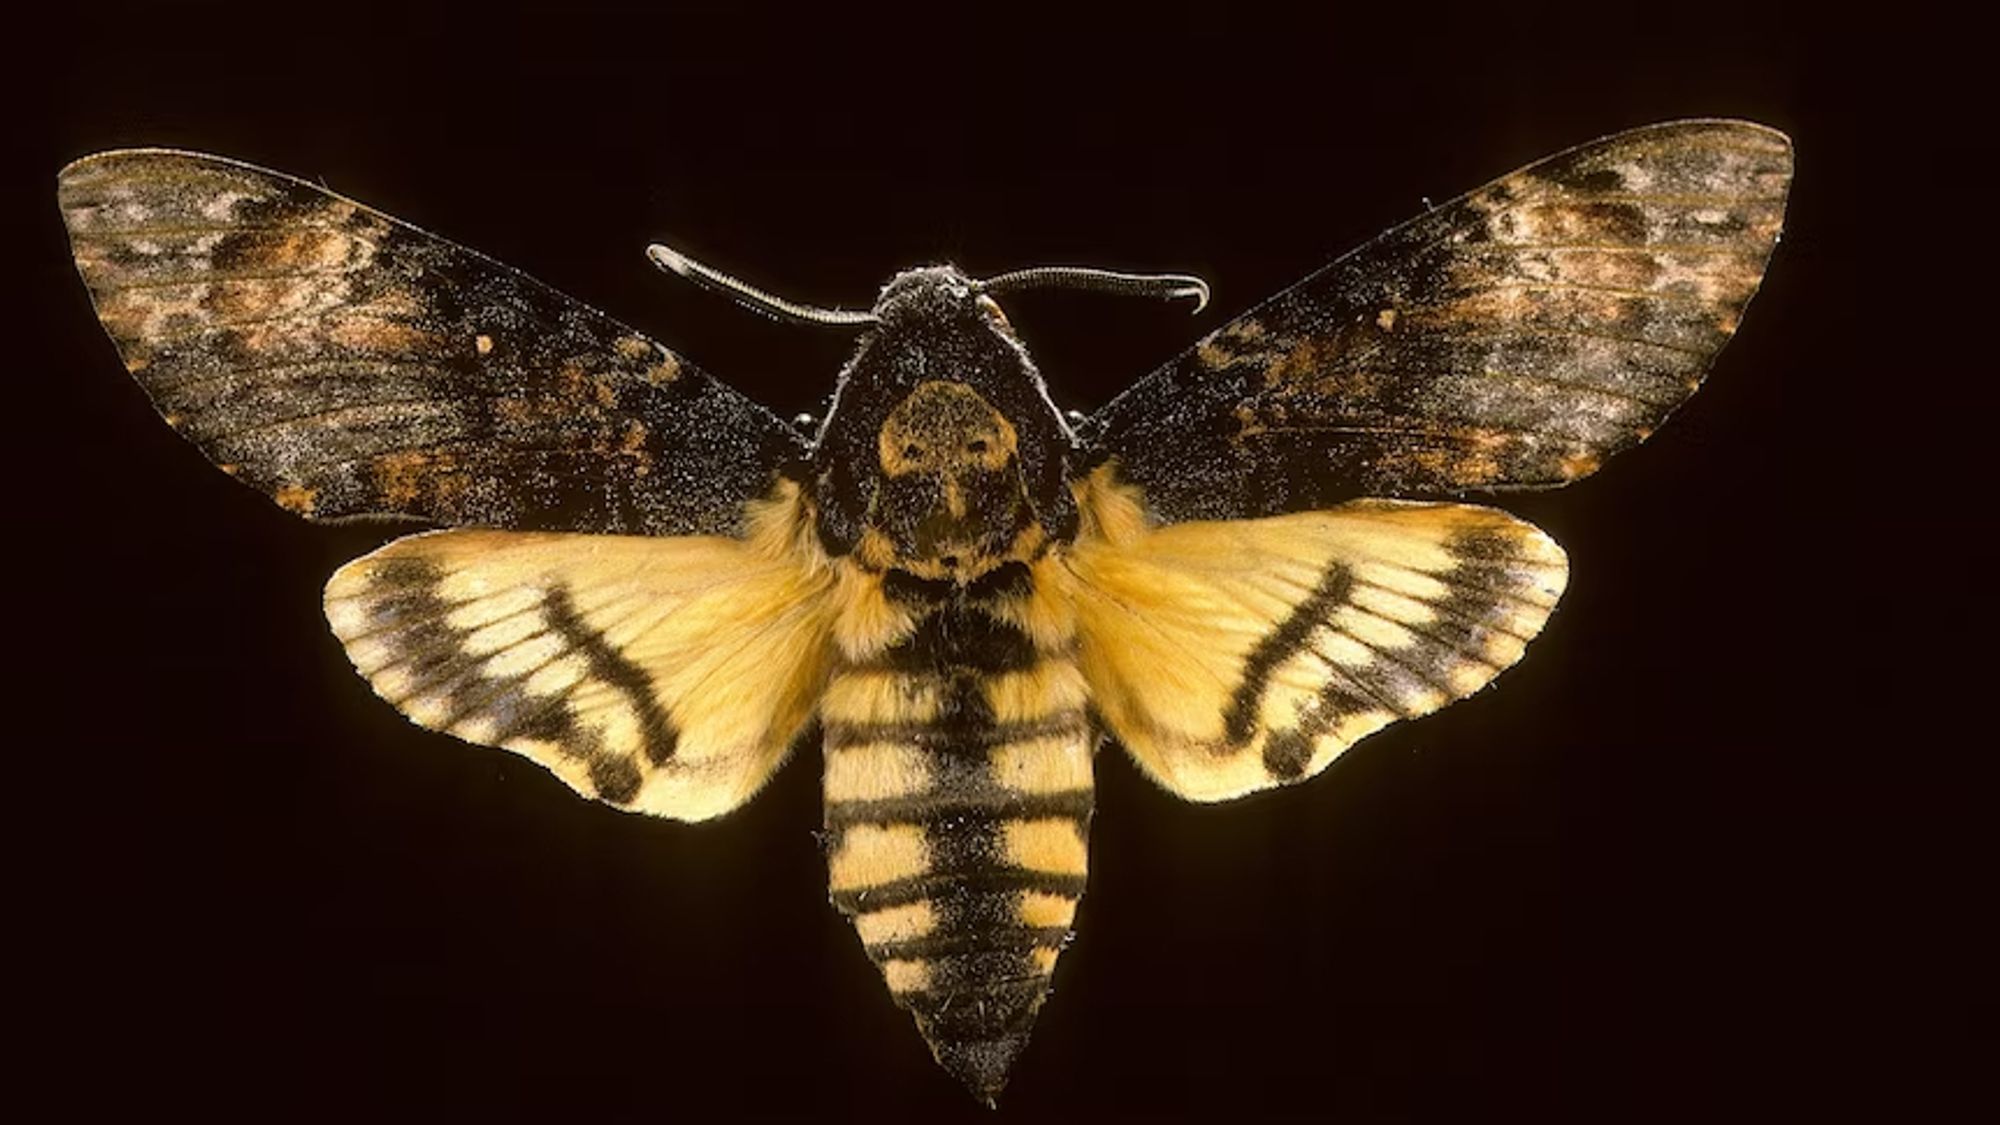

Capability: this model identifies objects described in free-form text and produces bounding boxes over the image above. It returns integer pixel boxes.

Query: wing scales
[1067,472,1567,801]
[321,483,838,821]
[61,149,804,536]
[1081,120,1792,523]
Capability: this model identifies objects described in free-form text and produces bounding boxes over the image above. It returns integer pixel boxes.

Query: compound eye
[975,294,1011,330]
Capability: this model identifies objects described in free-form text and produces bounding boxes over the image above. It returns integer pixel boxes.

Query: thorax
[822,555,1083,726]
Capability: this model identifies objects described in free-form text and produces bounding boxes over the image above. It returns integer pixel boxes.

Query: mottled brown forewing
[1084,120,1792,523]
[60,150,804,536]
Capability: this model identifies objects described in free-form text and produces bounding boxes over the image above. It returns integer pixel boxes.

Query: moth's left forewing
[1067,472,1566,801]
[322,481,838,821]
[1086,120,1794,523]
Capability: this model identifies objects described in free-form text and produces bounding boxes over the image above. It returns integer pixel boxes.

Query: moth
[60,119,1791,1103]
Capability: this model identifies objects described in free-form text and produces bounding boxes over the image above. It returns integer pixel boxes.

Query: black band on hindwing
[342,557,677,804]
[540,587,679,766]
[1222,561,1359,747]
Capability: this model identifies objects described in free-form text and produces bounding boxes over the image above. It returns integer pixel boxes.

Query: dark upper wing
[60,149,805,536]
[1079,120,1793,524]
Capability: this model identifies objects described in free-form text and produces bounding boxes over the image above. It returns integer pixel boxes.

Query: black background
[22,3,1837,1121]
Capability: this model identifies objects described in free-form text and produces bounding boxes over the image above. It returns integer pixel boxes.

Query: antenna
[649,245,1215,326]
[646,242,878,327]
[978,266,1210,313]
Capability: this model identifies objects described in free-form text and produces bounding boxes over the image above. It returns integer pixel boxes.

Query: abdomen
[821,564,1091,1101]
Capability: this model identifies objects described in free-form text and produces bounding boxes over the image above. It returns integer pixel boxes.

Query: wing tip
[57,148,317,220]
[1622,117,1793,150]
[1564,119,1793,188]
[60,146,272,177]
[60,147,225,192]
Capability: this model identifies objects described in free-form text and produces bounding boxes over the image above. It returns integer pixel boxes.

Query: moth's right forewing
[60,148,805,537]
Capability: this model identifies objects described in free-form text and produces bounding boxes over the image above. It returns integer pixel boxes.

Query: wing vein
[72,221,360,238]
[1327,366,1678,409]
[149,358,445,393]
[1309,626,1452,709]
[1433,326,1711,357]
[1304,640,1416,718]
[300,442,654,482]
[1346,600,1504,676]
[141,306,360,343]
[1479,279,1740,305]
[1469,368,1676,408]
[1240,418,1634,443]
[1352,567,1551,620]
[336,589,547,646]
[1069,561,1238,694]
[1471,241,1764,255]
[1522,190,1787,206]
[87,268,358,294]
[199,396,455,443]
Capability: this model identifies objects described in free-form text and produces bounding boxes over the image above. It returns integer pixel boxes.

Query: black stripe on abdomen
[823,656,1092,1102]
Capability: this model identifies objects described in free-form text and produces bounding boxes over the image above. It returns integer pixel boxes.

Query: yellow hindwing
[322,481,837,821]
[1065,470,1568,801]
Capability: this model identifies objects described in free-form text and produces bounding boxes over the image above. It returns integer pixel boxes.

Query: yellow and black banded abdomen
[820,586,1092,1102]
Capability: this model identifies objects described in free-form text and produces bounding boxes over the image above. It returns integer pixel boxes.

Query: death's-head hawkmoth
[60,119,1791,1104]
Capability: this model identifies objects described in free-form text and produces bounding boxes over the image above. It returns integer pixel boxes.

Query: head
[645,245,1207,582]
[809,266,1069,579]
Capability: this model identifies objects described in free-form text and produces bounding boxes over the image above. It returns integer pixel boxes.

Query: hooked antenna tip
[645,243,694,277]
[978,265,1214,314]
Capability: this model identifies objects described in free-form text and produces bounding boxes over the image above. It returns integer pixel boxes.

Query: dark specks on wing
[59,148,805,536]
[1081,120,1793,524]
